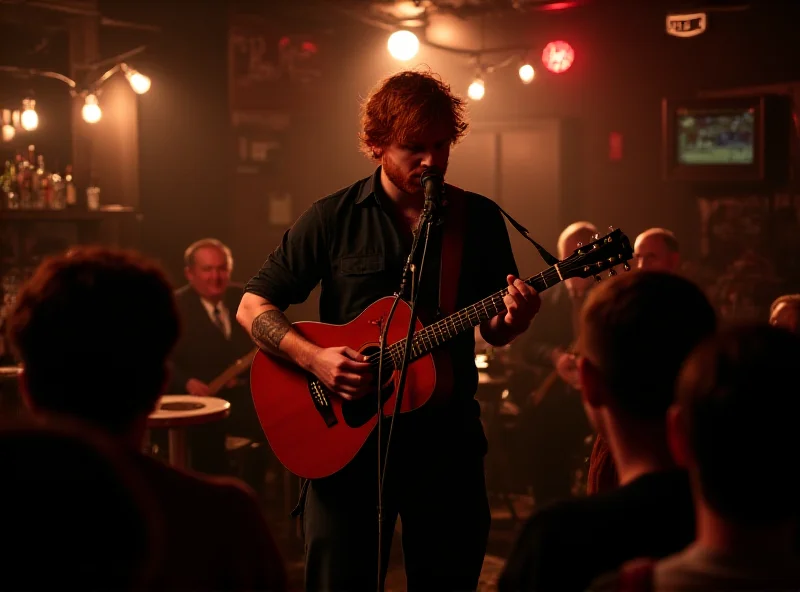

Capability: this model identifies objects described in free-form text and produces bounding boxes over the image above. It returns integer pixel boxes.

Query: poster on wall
[228,13,322,112]
[231,110,290,176]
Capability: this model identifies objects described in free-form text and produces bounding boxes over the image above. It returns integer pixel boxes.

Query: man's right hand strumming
[306,347,373,401]
[236,292,372,401]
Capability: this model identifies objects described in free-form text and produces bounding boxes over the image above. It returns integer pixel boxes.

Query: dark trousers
[302,425,490,592]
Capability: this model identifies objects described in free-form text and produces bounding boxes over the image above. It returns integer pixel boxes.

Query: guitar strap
[437,186,561,317]
[438,184,467,316]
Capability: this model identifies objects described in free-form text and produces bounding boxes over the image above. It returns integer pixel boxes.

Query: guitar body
[250,296,451,479]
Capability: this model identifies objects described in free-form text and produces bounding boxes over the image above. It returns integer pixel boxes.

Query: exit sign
[666,12,708,37]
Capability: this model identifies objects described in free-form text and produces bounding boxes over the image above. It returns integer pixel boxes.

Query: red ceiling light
[542,40,575,74]
[539,1,580,10]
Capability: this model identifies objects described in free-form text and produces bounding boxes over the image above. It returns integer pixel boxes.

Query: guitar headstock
[559,228,634,281]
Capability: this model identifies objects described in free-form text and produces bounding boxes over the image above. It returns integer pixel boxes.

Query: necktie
[213,304,227,337]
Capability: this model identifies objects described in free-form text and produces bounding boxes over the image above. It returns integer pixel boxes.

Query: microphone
[420,166,444,215]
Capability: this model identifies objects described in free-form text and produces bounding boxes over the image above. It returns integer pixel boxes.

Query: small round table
[147,395,231,469]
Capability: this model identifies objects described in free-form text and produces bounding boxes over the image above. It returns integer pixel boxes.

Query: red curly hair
[359,69,469,160]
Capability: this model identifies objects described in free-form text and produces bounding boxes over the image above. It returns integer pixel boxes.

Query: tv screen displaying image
[676,108,755,165]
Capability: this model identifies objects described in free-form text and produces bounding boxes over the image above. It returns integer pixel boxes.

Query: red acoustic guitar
[250,229,633,479]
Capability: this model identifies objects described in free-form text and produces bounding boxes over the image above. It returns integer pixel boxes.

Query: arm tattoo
[252,310,291,351]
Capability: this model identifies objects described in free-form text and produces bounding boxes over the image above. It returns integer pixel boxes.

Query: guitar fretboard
[372,265,564,370]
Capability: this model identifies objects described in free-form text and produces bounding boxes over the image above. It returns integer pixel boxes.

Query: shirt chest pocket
[339,254,385,276]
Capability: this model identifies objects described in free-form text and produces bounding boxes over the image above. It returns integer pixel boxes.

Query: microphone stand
[375,198,438,592]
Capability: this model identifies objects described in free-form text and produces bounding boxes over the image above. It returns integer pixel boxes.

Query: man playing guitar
[237,70,540,591]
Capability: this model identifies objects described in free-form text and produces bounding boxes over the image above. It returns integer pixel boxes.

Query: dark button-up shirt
[245,167,518,446]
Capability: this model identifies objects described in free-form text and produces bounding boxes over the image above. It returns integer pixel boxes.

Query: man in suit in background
[171,238,264,476]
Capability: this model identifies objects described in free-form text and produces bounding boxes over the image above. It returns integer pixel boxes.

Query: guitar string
[361,267,561,367]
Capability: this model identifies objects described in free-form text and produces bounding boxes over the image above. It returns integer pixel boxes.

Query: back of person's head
[0,419,162,590]
[5,247,180,432]
[580,271,717,420]
[675,324,800,523]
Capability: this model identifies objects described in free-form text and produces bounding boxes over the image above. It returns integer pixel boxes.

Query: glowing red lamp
[542,40,575,74]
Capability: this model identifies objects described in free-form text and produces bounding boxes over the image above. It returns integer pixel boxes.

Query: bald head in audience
[769,294,800,334]
[558,221,598,299]
[634,228,680,273]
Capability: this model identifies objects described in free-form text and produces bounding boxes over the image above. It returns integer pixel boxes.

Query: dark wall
[101,0,231,284]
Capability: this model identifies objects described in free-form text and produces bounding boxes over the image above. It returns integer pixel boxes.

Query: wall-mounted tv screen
[676,107,755,165]
[662,95,790,184]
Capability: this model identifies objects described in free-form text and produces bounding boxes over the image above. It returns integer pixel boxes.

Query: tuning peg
[592,233,600,240]
[593,275,602,283]
[576,242,583,248]
[608,225,614,232]
[608,268,617,277]
[623,262,631,272]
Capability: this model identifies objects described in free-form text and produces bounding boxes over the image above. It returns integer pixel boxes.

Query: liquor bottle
[17,152,32,209]
[1,161,16,209]
[50,172,65,210]
[26,145,42,208]
[35,154,48,208]
[65,165,77,208]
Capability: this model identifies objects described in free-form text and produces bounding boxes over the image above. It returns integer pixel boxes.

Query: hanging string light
[387,30,420,61]
[81,94,102,124]
[20,98,38,131]
[0,59,151,133]
[467,77,485,101]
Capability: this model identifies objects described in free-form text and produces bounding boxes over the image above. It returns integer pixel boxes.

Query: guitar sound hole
[341,344,395,428]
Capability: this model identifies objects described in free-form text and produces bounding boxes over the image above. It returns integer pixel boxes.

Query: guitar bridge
[308,376,338,428]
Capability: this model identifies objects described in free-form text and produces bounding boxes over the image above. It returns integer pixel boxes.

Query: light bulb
[519,63,535,84]
[387,30,420,61]
[467,78,485,101]
[82,94,102,124]
[2,124,15,142]
[21,99,38,131]
[125,69,151,94]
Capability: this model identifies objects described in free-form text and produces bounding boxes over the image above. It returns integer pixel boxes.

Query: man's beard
[382,156,420,196]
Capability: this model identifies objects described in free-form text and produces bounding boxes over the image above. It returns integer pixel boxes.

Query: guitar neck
[384,265,564,365]
[207,348,258,397]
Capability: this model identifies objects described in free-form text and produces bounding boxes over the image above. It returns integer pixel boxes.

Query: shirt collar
[355,166,384,205]
[200,297,225,315]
